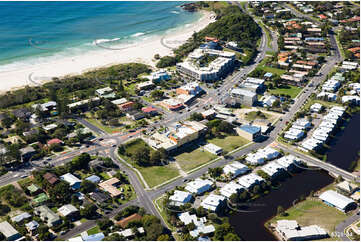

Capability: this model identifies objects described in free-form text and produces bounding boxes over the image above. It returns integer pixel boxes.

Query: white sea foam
[93,38,120,45]
[171,10,180,14]
[131,32,145,37]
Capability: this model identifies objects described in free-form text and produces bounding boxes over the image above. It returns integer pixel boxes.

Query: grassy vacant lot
[122,139,180,188]
[85,118,122,134]
[174,147,217,172]
[244,111,270,121]
[268,85,302,98]
[268,198,348,234]
[208,135,250,153]
[137,164,179,188]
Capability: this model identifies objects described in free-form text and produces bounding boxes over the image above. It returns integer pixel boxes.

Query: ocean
[0,1,201,71]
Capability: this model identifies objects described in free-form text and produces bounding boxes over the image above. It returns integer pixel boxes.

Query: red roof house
[47,138,63,146]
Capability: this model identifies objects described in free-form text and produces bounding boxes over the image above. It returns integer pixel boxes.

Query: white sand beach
[0,11,215,94]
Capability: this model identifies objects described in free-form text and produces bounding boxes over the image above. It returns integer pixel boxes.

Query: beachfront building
[236,125,261,141]
[204,143,223,155]
[237,173,264,190]
[145,70,171,82]
[319,190,356,212]
[223,161,250,179]
[220,182,244,198]
[200,194,226,212]
[169,190,193,206]
[60,173,82,190]
[275,220,328,241]
[176,48,236,82]
[185,179,213,195]
[95,87,115,99]
[230,88,257,106]
[67,97,101,111]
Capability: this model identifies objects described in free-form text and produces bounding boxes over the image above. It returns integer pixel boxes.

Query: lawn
[85,118,123,134]
[121,139,180,188]
[87,226,101,235]
[207,135,250,153]
[268,85,302,98]
[244,111,271,122]
[117,184,137,203]
[257,65,287,76]
[174,147,217,172]
[137,164,179,188]
[268,198,349,234]
[303,98,342,111]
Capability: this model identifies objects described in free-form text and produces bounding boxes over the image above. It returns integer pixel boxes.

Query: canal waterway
[325,112,360,171]
[229,170,334,241]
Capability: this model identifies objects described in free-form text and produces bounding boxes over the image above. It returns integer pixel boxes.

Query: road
[334,209,360,241]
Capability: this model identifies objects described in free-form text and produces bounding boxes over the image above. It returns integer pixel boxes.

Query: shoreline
[0,10,215,95]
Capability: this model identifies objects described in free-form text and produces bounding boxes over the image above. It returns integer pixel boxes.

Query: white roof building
[276,155,300,169]
[276,220,328,241]
[58,204,79,217]
[284,128,305,140]
[11,212,31,223]
[319,190,355,212]
[178,212,215,238]
[223,161,250,179]
[293,119,312,130]
[310,103,323,112]
[263,95,278,107]
[261,161,285,178]
[204,143,223,155]
[220,182,244,198]
[185,179,213,195]
[342,95,360,104]
[169,190,193,206]
[237,173,264,190]
[0,221,21,240]
[245,147,280,165]
[43,123,58,131]
[60,173,81,189]
[200,194,226,211]
[111,98,128,105]
[317,92,337,102]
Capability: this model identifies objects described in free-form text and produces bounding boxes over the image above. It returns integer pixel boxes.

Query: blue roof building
[85,175,101,184]
[264,72,273,78]
[236,125,261,141]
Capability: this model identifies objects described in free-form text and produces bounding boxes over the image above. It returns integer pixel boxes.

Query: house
[20,146,37,161]
[169,190,193,206]
[310,103,323,113]
[335,181,359,195]
[178,212,215,237]
[95,87,114,97]
[204,143,223,155]
[111,98,128,106]
[141,106,158,116]
[284,128,305,141]
[201,109,216,120]
[223,161,250,179]
[220,182,244,198]
[275,155,300,171]
[116,213,143,228]
[200,194,226,212]
[60,173,82,190]
[27,184,41,195]
[47,138,63,146]
[146,70,171,82]
[319,190,356,212]
[236,125,261,141]
[85,175,101,184]
[118,101,135,111]
[136,80,155,90]
[34,205,61,227]
[263,95,278,107]
[32,101,57,112]
[25,220,39,234]
[185,179,213,195]
[11,212,31,223]
[230,88,257,106]
[126,111,145,121]
[43,172,59,185]
[176,82,204,96]
[82,232,105,241]
[58,204,79,218]
[43,123,58,132]
[89,191,111,204]
[32,193,50,205]
[275,220,328,241]
[261,161,285,179]
[0,221,22,241]
[237,173,264,190]
[98,178,122,197]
